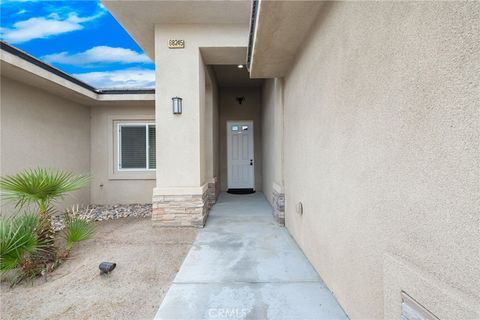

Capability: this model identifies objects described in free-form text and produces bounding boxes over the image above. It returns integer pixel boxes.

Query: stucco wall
[204,66,220,187]
[90,102,156,205]
[261,80,275,204]
[154,23,248,192]
[219,87,262,192]
[199,54,207,186]
[261,78,284,205]
[0,76,91,214]
[282,2,479,319]
[211,73,220,185]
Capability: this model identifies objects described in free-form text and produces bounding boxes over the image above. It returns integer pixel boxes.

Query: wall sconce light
[172,96,182,114]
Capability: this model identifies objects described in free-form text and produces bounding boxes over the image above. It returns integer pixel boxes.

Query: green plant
[0,214,40,272]
[63,216,95,254]
[0,169,91,284]
[0,168,90,213]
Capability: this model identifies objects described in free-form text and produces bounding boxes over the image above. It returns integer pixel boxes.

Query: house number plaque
[168,40,185,49]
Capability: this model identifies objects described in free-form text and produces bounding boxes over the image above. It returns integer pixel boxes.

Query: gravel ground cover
[1,217,197,320]
[52,204,152,231]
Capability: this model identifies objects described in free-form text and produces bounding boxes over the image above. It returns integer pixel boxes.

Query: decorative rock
[52,204,152,231]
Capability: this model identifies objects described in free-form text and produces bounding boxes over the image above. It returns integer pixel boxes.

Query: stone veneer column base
[152,186,208,227]
[207,178,217,209]
[272,184,285,226]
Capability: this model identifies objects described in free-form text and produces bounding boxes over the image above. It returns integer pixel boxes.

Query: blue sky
[0,0,155,89]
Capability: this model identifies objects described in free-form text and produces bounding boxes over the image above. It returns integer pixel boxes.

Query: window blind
[120,126,147,169]
[148,125,156,169]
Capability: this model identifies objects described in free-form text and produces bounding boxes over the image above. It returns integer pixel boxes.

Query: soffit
[249,1,324,78]
[102,0,252,59]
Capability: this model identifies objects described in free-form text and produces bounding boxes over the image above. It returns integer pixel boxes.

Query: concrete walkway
[155,193,348,320]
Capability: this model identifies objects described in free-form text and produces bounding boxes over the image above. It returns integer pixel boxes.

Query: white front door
[227,121,254,189]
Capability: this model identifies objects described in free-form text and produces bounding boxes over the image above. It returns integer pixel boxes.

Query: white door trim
[227,120,255,189]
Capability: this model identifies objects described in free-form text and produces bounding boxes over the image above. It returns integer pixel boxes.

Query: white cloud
[0,11,104,43]
[73,69,155,89]
[43,46,152,65]
[16,9,27,15]
[66,11,104,24]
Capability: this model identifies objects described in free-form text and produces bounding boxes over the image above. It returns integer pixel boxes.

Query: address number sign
[168,40,185,49]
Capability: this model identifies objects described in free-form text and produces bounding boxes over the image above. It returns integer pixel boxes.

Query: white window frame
[117,122,156,172]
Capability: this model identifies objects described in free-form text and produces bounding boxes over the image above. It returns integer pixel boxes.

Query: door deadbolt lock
[250,159,253,166]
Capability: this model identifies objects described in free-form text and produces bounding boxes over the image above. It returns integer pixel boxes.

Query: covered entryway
[212,64,264,196]
[154,192,348,319]
[104,0,284,228]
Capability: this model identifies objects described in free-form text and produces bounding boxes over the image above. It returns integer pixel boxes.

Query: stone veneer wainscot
[272,184,285,225]
[207,178,218,209]
[152,191,209,227]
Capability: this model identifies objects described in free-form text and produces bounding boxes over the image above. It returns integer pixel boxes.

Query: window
[118,123,156,170]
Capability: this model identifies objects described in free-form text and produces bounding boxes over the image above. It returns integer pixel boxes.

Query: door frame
[226,120,255,190]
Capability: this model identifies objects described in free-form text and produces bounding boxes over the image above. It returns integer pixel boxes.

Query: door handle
[250,159,253,166]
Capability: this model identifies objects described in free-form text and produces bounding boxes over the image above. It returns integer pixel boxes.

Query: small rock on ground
[52,204,152,231]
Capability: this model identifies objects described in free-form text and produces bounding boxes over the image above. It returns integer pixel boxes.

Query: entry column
[152,27,208,227]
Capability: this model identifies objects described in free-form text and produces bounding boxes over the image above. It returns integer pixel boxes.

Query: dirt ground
[0,218,197,320]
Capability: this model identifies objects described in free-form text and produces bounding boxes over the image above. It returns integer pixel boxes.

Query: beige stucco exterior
[151,23,249,226]
[153,23,248,193]
[261,78,284,205]
[89,102,155,205]
[204,66,220,199]
[103,0,250,59]
[2,1,479,318]
[0,77,91,213]
[280,2,479,319]
[0,49,156,212]
[249,1,323,78]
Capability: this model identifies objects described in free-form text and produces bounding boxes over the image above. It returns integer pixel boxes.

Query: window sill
[108,170,156,180]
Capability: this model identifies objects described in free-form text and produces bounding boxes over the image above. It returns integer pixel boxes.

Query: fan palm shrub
[63,215,95,257]
[0,214,41,272]
[0,169,91,281]
[0,168,90,214]
[0,214,51,285]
